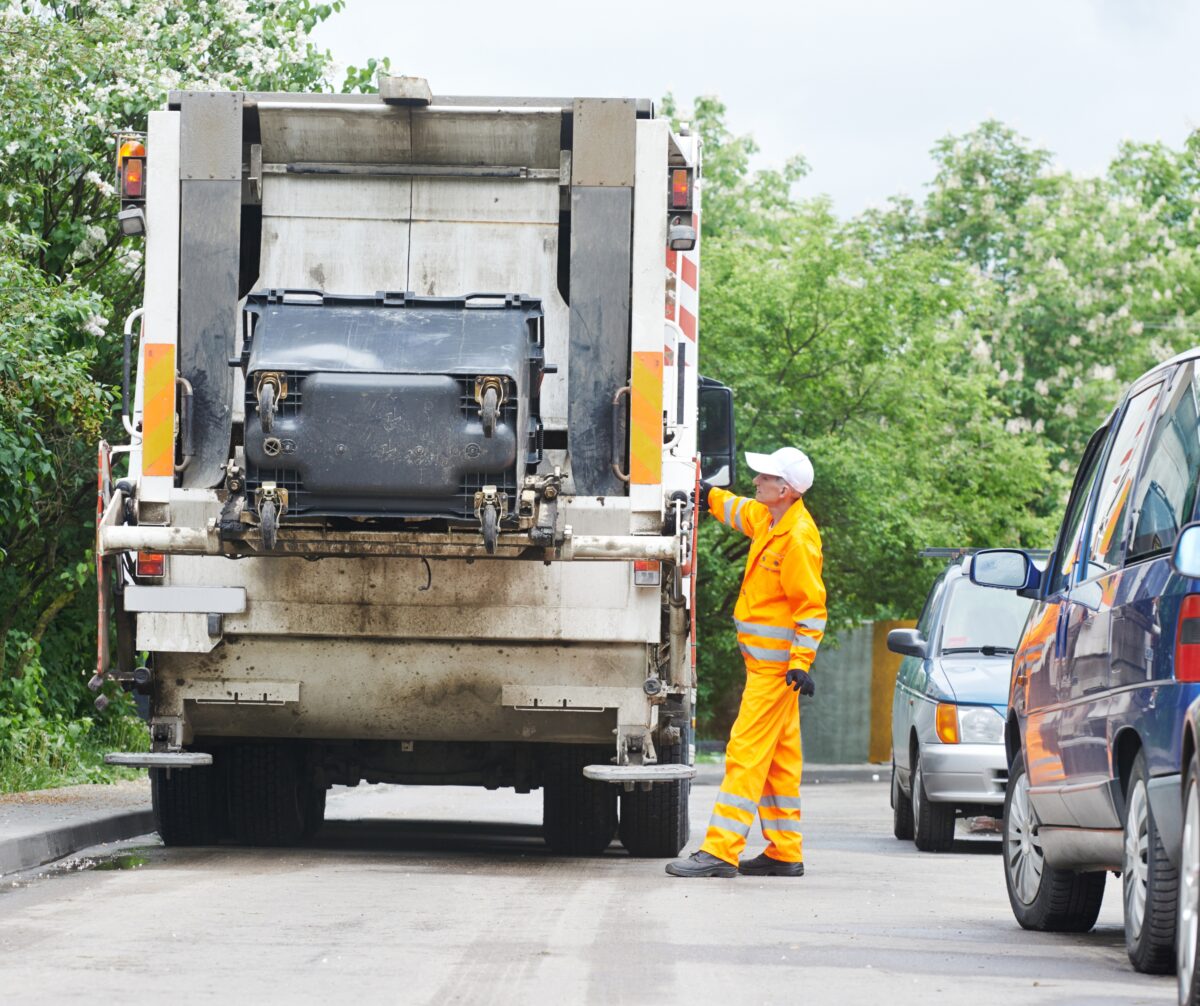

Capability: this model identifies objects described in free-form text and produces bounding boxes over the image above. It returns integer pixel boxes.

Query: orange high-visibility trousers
[700,663,803,866]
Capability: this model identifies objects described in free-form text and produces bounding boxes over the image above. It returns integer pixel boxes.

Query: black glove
[696,479,715,514]
[785,668,815,696]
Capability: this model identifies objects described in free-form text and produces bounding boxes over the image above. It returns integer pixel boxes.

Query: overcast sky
[312,0,1200,216]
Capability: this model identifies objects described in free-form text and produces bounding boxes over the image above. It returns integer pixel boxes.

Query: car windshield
[939,577,1033,655]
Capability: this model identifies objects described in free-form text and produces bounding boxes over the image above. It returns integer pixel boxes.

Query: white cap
[745,447,814,494]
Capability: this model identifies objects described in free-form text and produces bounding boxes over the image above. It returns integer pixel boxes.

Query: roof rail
[919,546,1053,561]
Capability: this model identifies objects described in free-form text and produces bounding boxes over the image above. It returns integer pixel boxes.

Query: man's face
[753,472,791,504]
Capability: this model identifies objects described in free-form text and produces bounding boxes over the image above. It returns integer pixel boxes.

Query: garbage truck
[96,77,736,856]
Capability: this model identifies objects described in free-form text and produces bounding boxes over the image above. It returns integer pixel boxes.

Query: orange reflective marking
[142,343,176,477]
[630,351,663,485]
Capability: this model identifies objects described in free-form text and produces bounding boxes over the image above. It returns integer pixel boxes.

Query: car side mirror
[971,549,1041,592]
[698,376,736,488]
[1174,522,1200,578]
[887,628,927,659]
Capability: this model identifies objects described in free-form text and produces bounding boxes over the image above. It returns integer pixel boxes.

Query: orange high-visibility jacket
[708,487,827,672]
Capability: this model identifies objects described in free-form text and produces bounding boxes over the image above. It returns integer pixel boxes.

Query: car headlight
[958,705,1004,744]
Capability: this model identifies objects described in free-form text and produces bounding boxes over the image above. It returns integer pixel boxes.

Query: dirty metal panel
[159,638,647,743]
[256,104,413,164]
[409,176,558,224]
[137,612,220,652]
[179,179,241,488]
[501,684,645,723]
[262,174,413,221]
[180,91,243,181]
[183,679,300,705]
[568,186,632,496]
[259,214,411,291]
[571,99,636,187]
[410,109,561,169]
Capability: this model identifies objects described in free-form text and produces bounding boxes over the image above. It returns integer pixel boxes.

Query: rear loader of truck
[97,78,735,855]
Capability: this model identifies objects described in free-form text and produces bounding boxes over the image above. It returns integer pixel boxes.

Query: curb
[0,809,156,878]
[693,763,887,785]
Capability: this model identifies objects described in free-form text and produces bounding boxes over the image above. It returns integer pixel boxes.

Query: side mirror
[887,628,927,659]
[970,549,1041,592]
[1174,522,1200,578]
[698,376,736,488]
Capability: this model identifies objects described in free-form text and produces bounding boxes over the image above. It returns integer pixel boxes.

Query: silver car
[888,553,1034,851]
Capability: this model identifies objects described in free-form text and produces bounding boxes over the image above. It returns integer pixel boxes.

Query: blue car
[972,349,1200,974]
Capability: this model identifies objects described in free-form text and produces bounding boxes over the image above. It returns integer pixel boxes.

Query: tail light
[633,560,661,587]
[935,702,959,744]
[669,168,692,211]
[1176,594,1200,681]
[136,551,165,578]
[118,138,146,201]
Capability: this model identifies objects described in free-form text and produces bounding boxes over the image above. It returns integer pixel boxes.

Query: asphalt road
[0,779,1176,1005]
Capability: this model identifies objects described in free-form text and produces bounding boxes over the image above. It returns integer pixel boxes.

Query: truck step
[104,752,214,768]
[582,764,697,783]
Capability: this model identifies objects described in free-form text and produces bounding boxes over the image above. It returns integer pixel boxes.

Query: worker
[666,446,826,878]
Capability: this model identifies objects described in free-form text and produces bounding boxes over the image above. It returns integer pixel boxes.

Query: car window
[1048,427,1107,595]
[939,578,1033,653]
[1084,382,1163,577]
[1128,364,1200,562]
[916,573,946,639]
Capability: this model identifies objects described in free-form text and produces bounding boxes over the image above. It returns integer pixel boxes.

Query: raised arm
[706,486,770,539]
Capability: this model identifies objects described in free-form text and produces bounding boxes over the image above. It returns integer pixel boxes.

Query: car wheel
[1003,750,1105,932]
[1179,755,1200,1006]
[912,747,955,852]
[892,759,913,841]
[1124,749,1178,974]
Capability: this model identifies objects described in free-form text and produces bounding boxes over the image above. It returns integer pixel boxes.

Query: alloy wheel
[1006,768,1044,905]
[1125,779,1151,941]
[1179,774,1200,1003]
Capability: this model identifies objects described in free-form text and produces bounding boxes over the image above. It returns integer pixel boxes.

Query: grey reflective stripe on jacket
[739,641,792,663]
[735,619,794,641]
[796,618,826,632]
[708,812,751,837]
[715,789,758,814]
[791,632,821,654]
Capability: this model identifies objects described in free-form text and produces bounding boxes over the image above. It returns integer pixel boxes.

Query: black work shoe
[665,851,738,878]
[738,852,805,877]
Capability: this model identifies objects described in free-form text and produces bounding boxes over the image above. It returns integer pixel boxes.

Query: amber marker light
[935,702,960,744]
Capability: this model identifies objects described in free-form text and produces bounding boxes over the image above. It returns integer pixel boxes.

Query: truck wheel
[1003,750,1105,932]
[619,734,690,858]
[542,745,617,856]
[152,759,218,846]
[912,747,955,852]
[1124,749,1178,973]
[228,742,307,847]
[891,758,914,841]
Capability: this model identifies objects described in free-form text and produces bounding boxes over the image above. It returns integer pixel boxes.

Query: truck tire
[1003,750,1106,932]
[228,742,307,847]
[619,734,691,858]
[912,747,956,852]
[891,758,914,841]
[1124,750,1178,974]
[542,745,617,856]
[151,760,218,846]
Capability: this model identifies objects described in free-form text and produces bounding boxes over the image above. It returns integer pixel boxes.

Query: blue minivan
[972,349,1200,975]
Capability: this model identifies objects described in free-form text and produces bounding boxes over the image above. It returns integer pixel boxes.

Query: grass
[0,714,148,794]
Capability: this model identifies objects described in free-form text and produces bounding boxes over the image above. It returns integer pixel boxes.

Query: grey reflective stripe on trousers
[715,789,758,814]
[761,818,804,832]
[739,641,791,662]
[796,618,826,632]
[759,794,803,810]
[708,812,751,837]
[735,619,794,641]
